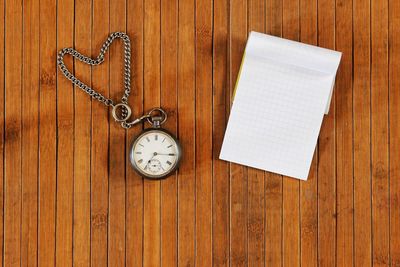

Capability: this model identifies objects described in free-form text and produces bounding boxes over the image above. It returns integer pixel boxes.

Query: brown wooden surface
[1,0,400,266]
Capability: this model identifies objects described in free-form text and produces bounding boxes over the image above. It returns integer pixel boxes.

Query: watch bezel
[129,128,182,180]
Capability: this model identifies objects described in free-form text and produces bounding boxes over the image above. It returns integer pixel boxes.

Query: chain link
[57,32,131,107]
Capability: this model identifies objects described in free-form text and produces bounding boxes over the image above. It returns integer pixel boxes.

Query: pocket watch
[129,108,182,179]
[57,32,182,180]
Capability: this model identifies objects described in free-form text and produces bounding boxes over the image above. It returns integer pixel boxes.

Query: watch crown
[151,116,163,128]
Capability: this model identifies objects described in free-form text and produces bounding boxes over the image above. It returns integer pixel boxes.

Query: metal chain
[57,32,131,107]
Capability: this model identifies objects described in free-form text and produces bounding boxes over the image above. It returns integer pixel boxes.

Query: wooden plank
[229,0,248,265]
[299,1,318,265]
[212,0,230,265]
[371,0,390,266]
[38,0,57,264]
[126,0,144,266]
[300,155,318,267]
[195,0,213,266]
[160,0,178,265]
[264,171,283,267]
[56,0,74,265]
[317,0,336,265]
[91,0,109,265]
[177,0,196,265]
[4,0,22,265]
[335,0,354,265]
[21,0,39,265]
[353,0,371,266]
[389,0,400,265]
[108,1,126,266]
[282,0,300,266]
[73,0,92,265]
[247,0,265,265]
[143,0,161,265]
[266,0,283,38]
[0,0,4,263]
[264,1,283,265]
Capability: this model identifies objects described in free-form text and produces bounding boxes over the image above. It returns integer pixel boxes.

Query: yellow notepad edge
[232,51,246,100]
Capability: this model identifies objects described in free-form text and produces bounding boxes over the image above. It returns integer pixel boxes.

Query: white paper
[219,31,341,180]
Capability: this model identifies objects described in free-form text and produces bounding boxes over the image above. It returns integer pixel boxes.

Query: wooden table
[1,0,399,266]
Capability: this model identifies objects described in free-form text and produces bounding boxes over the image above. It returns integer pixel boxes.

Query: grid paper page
[246,32,342,113]
[220,32,342,180]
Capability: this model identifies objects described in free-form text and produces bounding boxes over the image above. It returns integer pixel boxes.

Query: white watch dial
[130,130,180,178]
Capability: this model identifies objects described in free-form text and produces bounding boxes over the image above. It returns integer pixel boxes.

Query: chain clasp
[111,103,132,122]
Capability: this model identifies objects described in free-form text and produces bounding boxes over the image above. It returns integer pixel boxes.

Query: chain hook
[120,113,151,129]
[111,104,167,130]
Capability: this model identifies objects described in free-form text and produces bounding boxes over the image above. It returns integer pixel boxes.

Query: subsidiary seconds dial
[129,129,181,179]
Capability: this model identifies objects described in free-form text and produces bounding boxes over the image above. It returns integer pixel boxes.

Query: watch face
[129,129,181,179]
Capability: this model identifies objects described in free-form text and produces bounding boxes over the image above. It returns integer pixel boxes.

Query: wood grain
[317,0,336,265]
[91,0,109,265]
[143,0,161,265]
[4,0,22,265]
[73,0,92,266]
[38,0,57,265]
[195,0,213,265]
[389,1,400,266]
[265,1,283,266]
[212,0,230,266]
[160,0,178,265]
[371,0,390,266]
[0,0,4,264]
[229,1,248,266]
[56,0,74,265]
[126,0,144,266]
[353,0,372,266]
[299,0,318,266]
[1,0,399,266]
[21,0,39,265]
[282,1,300,266]
[247,0,265,265]
[335,0,353,265]
[177,0,196,265]
[109,0,126,265]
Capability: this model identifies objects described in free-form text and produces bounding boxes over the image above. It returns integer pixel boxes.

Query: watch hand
[144,153,157,170]
[154,152,176,156]
[147,152,157,162]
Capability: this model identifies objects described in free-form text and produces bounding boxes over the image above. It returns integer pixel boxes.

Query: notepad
[220,31,342,180]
